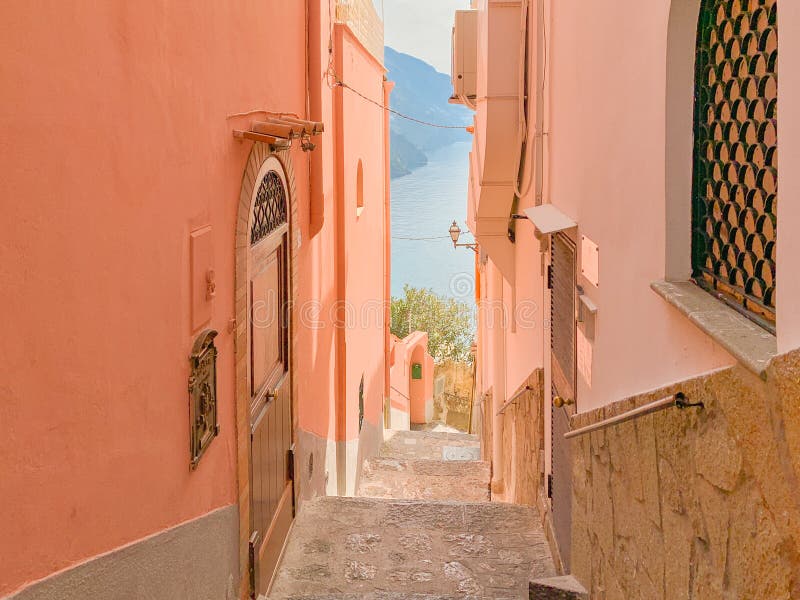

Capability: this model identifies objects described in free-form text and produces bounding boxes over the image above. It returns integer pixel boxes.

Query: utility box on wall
[411,362,423,380]
[451,9,477,102]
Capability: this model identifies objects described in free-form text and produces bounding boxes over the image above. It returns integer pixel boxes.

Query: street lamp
[448,221,478,253]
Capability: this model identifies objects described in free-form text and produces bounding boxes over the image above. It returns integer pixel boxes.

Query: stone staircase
[267,428,586,599]
[357,429,489,502]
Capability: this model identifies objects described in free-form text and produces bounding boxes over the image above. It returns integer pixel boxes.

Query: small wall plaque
[411,362,422,380]
[581,235,600,287]
[189,329,220,469]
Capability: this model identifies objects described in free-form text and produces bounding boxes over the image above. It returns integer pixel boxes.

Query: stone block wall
[433,360,475,432]
[481,369,546,506]
[570,350,800,599]
[500,370,545,506]
[336,0,384,64]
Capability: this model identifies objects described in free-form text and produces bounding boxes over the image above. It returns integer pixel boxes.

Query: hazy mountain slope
[385,46,472,178]
[391,131,428,178]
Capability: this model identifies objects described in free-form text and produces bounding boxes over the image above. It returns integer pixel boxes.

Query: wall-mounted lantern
[189,329,220,470]
[448,220,478,253]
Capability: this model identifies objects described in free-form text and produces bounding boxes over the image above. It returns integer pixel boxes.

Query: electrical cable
[335,81,470,130]
[392,235,452,241]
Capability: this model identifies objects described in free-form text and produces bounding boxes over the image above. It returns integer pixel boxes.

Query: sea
[391,141,475,302]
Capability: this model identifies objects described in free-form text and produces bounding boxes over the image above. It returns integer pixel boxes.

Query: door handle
[265,389,276,403]
[553,395,574,408]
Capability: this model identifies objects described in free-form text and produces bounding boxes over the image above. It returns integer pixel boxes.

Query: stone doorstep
[529,575,588,600]
[263,595,522,600]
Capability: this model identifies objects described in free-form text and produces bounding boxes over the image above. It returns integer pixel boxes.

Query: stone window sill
[651,280,777,378]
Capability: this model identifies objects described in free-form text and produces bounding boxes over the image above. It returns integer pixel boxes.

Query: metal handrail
[496,385,535,416]
[563,392,702,439]
[390,385,410,401]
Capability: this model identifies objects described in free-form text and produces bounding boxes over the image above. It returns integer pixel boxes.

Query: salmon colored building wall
[0,1,389,597]
[329,22,389,492]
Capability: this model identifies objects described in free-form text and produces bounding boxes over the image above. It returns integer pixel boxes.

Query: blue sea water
[391,142,475,300]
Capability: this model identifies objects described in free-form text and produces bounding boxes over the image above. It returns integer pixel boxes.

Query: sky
[374,0,472,75]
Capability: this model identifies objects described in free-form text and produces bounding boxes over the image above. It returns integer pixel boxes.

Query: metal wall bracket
[674,391,704,409]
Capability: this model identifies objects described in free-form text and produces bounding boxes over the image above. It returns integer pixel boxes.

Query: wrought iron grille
[692,0,778,329]
[251,170,288,245]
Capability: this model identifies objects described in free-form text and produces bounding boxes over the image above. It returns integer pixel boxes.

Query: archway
[234,144,298,597]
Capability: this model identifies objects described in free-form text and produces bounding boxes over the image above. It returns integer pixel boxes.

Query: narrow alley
[266,427,584,599]
[5,2,800,599]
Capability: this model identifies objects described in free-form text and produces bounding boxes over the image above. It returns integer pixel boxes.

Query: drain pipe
[490,265,506,496]
[308,0,325,235]
[383,79,394,428]
[534,0,545,208]
[332,22,348,496]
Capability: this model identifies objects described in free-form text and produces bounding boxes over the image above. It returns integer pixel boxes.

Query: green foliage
[390,285,474,363]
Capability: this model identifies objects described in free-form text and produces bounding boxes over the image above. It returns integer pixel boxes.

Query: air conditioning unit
[451,9,478,105]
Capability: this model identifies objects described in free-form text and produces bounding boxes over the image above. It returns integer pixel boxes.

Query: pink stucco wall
[338,25,389,441]
[0,2,388,595]
[468,0,800,491]
[777,1,800,352]
[471,0,800,416]
[543,0,735,412]
[389,335,411,418]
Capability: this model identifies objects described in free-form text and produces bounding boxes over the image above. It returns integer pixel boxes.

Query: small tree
[391,285,474,363]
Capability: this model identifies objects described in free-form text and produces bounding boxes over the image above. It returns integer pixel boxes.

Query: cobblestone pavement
[267,427,556,599]
[268,497,556,599]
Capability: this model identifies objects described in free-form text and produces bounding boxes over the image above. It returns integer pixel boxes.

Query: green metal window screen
[691,0,778,331]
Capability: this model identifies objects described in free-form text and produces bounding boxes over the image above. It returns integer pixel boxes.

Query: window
[356,160,365,217]
[251,170,288,245]
[691,0,778,331]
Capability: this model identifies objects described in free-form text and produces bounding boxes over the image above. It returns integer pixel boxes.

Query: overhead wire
[392,235,452,241]
[335,81,470,130]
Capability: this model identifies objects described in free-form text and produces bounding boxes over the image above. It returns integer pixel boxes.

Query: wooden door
[248,170,293,597]
[549,231,576,571]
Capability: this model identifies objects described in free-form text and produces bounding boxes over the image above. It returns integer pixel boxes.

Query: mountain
[390,131,427,178]
[385,47,472,178]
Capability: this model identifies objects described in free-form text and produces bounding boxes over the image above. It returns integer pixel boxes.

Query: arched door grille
[251,170,288,245]
[691,0,778,331]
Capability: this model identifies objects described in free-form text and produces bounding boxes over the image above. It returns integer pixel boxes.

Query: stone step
[387,428,479,443]
[268,497,556,599]
[381,429,480,462]
[357,457,490,502]
[529,575,589,600]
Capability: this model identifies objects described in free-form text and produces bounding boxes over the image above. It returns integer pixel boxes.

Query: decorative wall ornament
[189,329,219,469]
